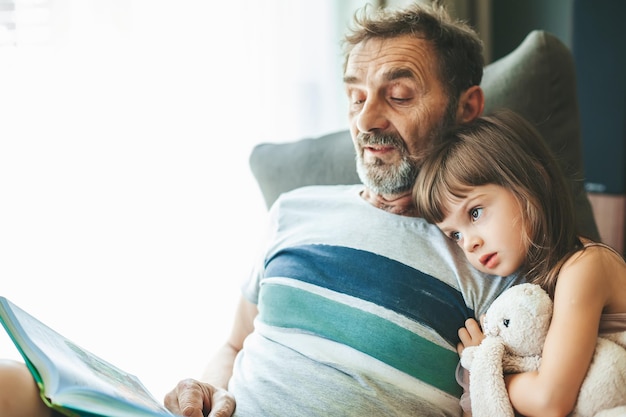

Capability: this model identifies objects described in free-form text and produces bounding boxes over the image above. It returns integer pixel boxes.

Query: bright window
[0,0,374,399]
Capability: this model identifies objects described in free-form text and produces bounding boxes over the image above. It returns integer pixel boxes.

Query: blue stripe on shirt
[264,244,473,346]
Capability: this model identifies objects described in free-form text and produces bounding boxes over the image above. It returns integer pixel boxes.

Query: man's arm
[164,296,257,417]
[201,296,258,388]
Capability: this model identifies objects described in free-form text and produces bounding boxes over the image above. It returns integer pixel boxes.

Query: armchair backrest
[249,30,599,240]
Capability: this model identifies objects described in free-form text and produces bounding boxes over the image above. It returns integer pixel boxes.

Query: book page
[0,297,173,415]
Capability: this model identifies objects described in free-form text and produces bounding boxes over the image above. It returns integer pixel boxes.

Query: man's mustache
[357,132,406,150]
[356,132,429,167]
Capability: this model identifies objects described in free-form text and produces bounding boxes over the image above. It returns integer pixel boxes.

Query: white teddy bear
[461,283,626,417]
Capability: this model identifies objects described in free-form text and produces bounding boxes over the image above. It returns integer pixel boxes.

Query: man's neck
[361,188,418,217]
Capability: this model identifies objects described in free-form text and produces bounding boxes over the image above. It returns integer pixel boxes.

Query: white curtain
[0,0,364,399]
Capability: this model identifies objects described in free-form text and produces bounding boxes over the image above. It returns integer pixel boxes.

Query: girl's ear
[457,86,485,123]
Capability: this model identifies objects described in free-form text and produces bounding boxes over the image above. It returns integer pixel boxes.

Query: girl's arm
[505,248,611,417]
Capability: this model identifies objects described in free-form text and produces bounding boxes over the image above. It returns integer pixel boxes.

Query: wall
[490,0,626,253]
[491,0,574,59]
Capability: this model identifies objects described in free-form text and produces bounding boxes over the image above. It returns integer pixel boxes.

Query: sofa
[249,30,600,241]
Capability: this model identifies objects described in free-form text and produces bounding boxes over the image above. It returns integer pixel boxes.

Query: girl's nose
[463,233,482,253]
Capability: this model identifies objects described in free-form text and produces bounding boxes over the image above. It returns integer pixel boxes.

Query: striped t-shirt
[229,185,523,416]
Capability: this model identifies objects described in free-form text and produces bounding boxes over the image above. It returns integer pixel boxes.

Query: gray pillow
[249,30,599,240]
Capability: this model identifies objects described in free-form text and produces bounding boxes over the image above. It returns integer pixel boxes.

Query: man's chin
[359,174,412,196]
[362,151,400,166]
[357,159,417,195]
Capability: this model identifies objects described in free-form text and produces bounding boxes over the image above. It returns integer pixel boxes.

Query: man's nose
[355,98,390,133]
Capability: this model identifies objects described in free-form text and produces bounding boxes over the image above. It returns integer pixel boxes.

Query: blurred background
[1,0,623,402]
[0,0,393,401]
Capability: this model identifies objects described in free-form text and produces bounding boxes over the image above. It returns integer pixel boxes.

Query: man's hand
[457,317,485,356]
[164,379,235,417]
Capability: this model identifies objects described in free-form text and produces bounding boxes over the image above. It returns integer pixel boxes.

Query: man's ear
[456,86,485,123]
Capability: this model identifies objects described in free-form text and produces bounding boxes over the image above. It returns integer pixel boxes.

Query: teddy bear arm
[460,346,477,369]
[502,354,541,374]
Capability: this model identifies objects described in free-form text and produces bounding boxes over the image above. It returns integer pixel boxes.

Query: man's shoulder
[276,184,363,203]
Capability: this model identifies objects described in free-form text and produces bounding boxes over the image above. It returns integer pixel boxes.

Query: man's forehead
[344,36,436,81]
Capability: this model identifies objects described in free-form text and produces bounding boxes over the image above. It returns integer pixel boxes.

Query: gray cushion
[249,30,599,240]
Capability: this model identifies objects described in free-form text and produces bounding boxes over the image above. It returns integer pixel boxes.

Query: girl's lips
[479,253,498,268]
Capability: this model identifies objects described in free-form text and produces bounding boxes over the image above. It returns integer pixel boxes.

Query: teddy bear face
[482,283,553,357]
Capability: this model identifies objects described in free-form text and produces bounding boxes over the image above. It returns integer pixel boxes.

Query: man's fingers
[164,379,205,417]
[207,389,236,417]
[163,378,236,417]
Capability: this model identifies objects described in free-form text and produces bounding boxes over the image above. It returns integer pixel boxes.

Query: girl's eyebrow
[448,195,474,219]
[462,193,490,213]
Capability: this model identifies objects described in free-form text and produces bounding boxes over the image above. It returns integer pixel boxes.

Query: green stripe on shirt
[258,282,462,397]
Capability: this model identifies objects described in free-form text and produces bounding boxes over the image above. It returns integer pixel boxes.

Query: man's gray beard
[356,107,456,195]
[355,130,430,196]
[356,154,418,195]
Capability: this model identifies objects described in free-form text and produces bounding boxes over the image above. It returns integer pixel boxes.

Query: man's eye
[347,90,365,106]
[470,207,483,221]
[391,97,411,103]
[450,231,462,242]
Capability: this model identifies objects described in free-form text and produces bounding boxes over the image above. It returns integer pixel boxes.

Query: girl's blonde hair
[413,109,583,296]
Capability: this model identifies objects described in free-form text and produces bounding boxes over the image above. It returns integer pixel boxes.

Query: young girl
[413,109,626,417]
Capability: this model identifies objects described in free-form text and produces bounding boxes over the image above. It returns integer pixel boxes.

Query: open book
[0,296,177,417]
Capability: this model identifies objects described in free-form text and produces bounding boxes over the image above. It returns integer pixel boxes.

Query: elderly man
[164,3,522,417]
[0,3,522,417]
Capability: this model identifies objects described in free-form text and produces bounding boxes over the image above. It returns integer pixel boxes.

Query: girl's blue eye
[470,207,483,221]
[450,231,462,242]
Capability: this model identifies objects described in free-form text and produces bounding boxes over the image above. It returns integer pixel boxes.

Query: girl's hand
[457,318,485,356]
